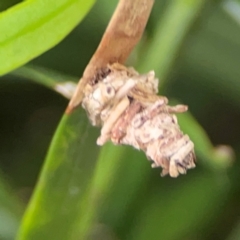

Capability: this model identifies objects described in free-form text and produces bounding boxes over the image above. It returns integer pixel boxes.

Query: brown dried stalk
[66,0,154,113]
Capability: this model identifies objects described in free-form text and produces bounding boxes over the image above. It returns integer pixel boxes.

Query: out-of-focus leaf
[173,3,240,108]
[0,0,95,75]
[127,172,229,240]
[137,0,207,89]
[227,220,240,240]
[223,0,240,25]
[17,110,100,240]
[0,172,23,240]
[76,143,151,239]
[11,65,77,99]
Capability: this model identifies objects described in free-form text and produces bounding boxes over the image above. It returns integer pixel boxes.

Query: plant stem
[67,0,154,112]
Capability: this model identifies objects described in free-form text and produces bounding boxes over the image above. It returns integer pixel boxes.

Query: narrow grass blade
[11,65,77,99]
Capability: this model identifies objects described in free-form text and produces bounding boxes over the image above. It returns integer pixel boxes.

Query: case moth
[82,63,196,177]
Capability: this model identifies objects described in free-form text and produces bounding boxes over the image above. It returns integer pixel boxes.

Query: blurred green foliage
[1,0,240,239]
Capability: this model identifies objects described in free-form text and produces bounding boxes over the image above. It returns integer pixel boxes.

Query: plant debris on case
[82,63,196,177]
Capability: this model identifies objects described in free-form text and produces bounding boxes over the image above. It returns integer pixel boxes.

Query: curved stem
[67,0,154,112]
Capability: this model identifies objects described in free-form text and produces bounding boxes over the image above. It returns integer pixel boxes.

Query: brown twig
[66,0,154,113]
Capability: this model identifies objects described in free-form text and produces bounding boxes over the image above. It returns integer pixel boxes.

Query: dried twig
[66,0,154,113]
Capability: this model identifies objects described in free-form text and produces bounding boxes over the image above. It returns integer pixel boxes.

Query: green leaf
[11,65,78,99]
[0,0,95,76]
[0,172,23,240]
[76,144,151,239]
[128,171,230,240]
[17,110,100,240]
